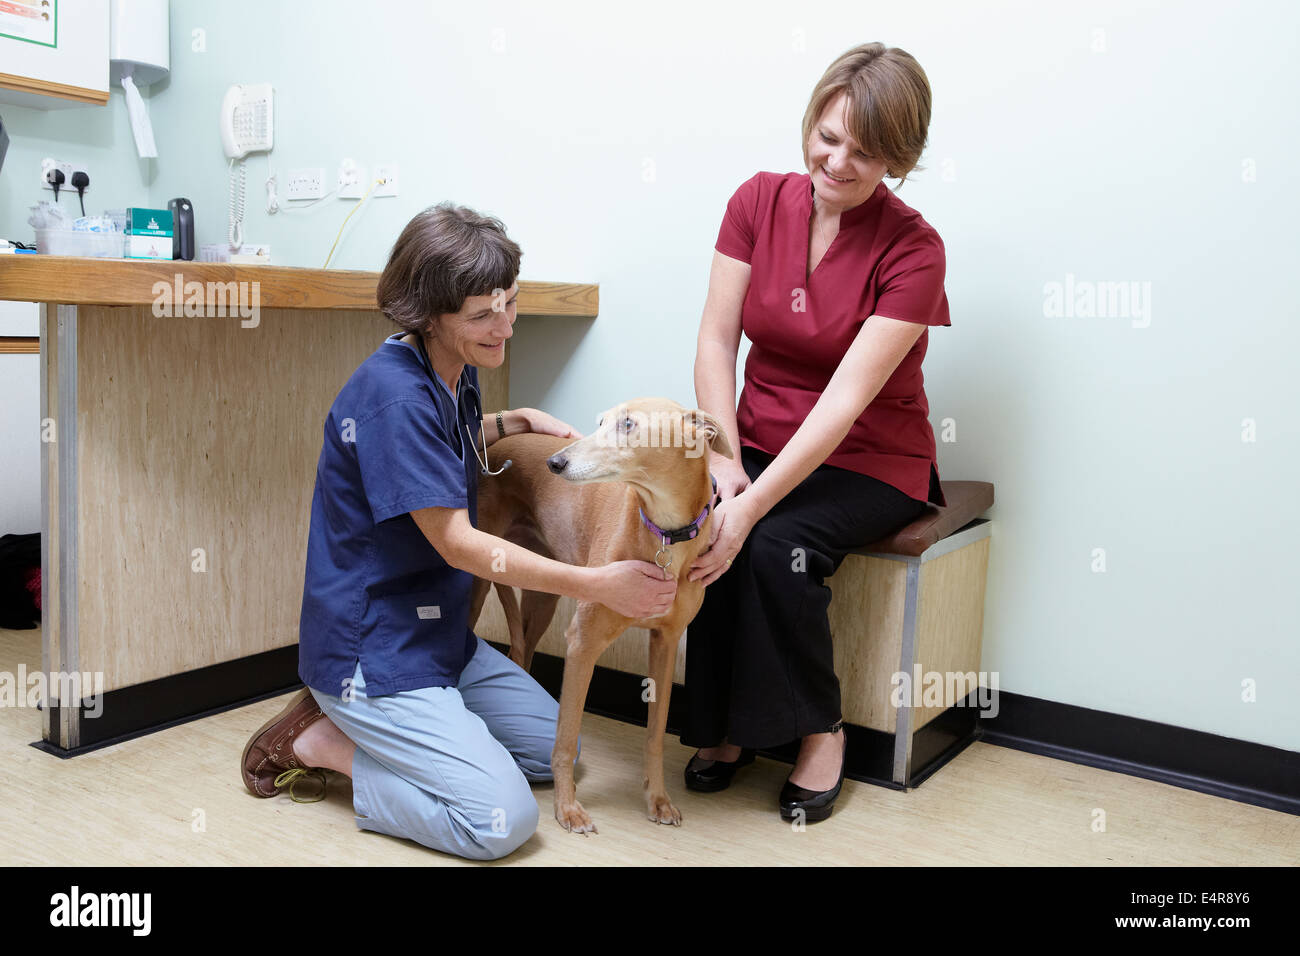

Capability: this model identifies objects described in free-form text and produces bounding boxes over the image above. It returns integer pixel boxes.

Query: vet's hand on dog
[595,560,679,619]
[517,407,583,439]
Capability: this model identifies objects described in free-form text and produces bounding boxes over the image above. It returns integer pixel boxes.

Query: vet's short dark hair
[376,201,522,334]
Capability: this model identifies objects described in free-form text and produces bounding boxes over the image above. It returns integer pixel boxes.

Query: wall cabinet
[0,0,109,109]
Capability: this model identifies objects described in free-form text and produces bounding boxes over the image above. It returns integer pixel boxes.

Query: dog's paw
[555,800,598,835]
[646,792,682,826]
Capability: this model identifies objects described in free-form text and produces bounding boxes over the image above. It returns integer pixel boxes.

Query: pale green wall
[2,0,1297,753]
[0,90,154,238]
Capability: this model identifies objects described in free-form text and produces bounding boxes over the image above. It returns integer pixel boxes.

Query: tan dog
[469,397,732,833]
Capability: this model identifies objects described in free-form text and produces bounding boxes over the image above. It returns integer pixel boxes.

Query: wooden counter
[0,256,597,754]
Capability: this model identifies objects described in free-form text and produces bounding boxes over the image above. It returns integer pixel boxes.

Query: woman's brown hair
[801,43,933,190]
[376,201,522,334]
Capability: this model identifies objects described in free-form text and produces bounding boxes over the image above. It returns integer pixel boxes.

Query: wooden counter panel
[0,257,597,317]
[71,306,504,690]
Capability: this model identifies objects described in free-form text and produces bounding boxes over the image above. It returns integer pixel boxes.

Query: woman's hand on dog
[688,493,757,586]
[590,561,679,619]
[712,457,751,501]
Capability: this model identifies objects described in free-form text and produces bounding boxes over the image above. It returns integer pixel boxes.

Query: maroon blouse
[714,171,951,506]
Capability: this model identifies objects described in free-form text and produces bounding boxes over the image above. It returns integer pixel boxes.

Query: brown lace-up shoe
[241,688,328,801]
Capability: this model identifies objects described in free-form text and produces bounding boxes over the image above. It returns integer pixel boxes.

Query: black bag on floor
[0,532,41,629]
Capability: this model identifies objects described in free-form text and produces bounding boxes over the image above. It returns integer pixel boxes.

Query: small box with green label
[125,207,173,259]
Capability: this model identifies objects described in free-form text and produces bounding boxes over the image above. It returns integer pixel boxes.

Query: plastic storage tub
[34,229,125,258]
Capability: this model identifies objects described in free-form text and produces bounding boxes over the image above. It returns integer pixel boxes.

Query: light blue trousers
[308,637,573,860]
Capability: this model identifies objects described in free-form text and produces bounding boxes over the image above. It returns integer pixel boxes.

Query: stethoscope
[461,385,512,476]
[413,332,512,477]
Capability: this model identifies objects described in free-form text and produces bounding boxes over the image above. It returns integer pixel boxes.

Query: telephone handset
[221,83,273,160]
[221,84,274,251]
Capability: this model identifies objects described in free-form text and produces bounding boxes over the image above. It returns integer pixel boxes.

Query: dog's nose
[547,453,567,474]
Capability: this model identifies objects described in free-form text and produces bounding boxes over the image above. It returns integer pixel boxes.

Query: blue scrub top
[298,331,483,697]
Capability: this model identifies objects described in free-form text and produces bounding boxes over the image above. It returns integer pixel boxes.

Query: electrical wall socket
[286,167,325,201]
[337,159,366,200]
[374,163,399,197]
[40,157,89,193]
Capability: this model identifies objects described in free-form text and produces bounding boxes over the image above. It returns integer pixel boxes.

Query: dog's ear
[685,409,734,460]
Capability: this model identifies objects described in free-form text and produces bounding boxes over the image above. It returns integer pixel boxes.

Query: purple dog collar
[639,474,719,546]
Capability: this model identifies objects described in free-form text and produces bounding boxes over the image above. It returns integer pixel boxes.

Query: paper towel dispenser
[109,0,169,159]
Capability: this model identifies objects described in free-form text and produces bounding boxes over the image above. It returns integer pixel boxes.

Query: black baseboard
[909,698,983,787]
[31,645,301,758]
[979,691,1300,817]
[26,641,1300,819]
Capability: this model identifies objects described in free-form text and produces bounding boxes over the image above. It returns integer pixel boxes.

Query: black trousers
[681,445,931,750]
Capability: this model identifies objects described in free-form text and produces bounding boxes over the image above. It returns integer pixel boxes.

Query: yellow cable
[322,176,384,270]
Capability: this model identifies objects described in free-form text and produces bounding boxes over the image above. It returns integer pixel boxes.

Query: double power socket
[284,160,398,201]
[40,157,90,194]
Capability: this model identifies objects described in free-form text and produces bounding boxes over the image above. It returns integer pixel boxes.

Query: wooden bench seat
[829,480,995,786]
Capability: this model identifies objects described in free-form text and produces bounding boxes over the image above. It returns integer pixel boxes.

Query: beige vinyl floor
[2,626,1296,866]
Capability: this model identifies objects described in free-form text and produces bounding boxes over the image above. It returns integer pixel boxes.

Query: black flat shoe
[778,722,847,823]
[683,747,756,792]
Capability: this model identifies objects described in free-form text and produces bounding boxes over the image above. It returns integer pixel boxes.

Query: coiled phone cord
[228,156,246,251]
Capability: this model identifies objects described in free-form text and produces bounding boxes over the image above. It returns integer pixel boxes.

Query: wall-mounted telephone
[221,84,274,251]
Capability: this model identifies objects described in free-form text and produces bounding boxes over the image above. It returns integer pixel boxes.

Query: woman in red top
[681,43,950,823]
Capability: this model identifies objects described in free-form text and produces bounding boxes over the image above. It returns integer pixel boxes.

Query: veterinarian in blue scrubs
[246,202,676,860]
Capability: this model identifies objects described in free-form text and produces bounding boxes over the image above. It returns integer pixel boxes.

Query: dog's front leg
[552,603,617,834]
[644,627,682,825]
